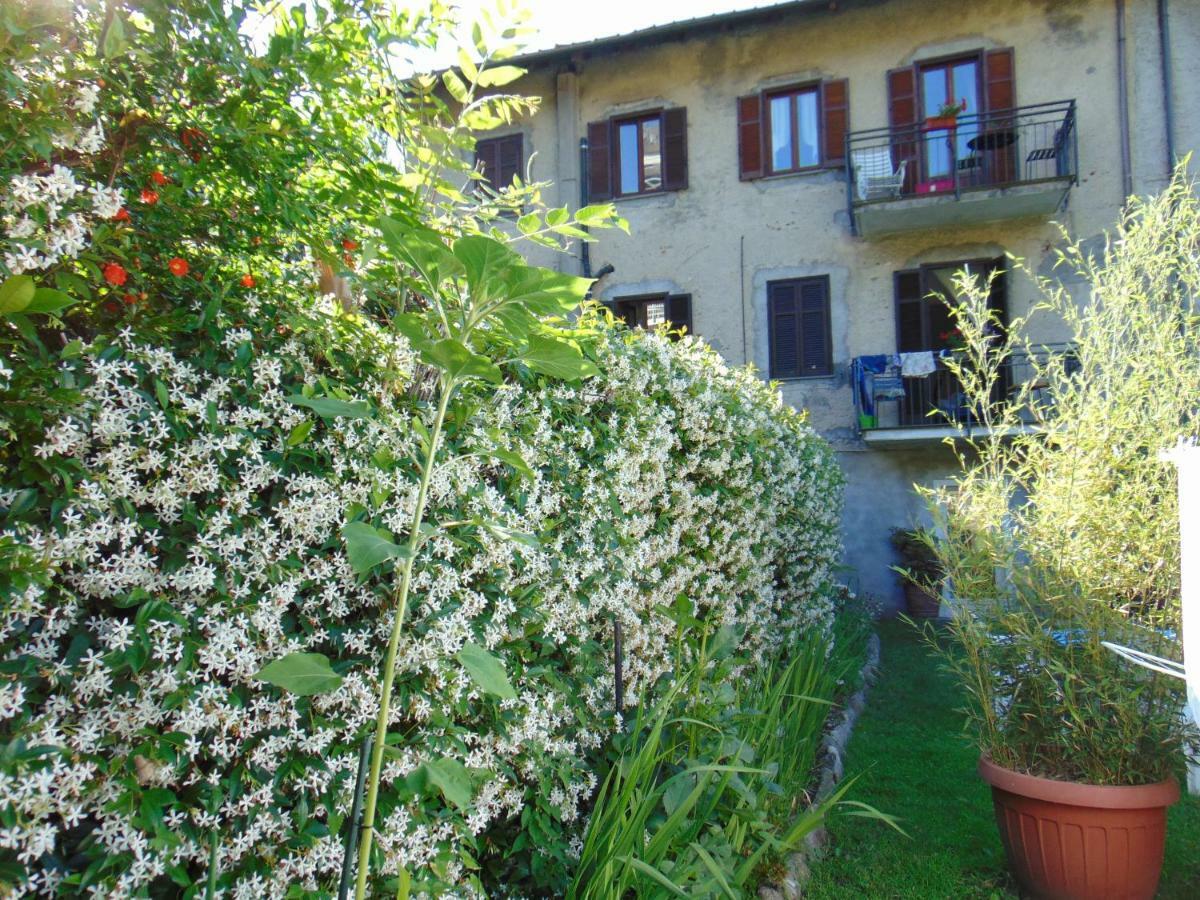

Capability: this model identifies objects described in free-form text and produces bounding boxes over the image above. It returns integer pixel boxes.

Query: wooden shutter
[474,138,499,186]
[667,294,692,334]
[984,48,1017,183]
[886,66,918,193]
[661,108,688,192]
[768,281,799,378]
[799,278,831,374]
[820,79,849,166]
[894,270,924,352]
[737,93,765,181]
[984,48,1015,114]
[497,134,522,186]
[587,120,612,201]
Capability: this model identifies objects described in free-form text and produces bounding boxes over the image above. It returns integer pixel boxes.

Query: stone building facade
[476,0,1198,608]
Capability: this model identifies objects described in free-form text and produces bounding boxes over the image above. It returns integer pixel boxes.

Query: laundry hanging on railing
[899,350,938,377]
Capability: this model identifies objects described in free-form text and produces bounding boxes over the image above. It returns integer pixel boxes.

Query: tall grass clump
[569,606,892,897]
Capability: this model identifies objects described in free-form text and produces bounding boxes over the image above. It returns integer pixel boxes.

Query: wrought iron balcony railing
[845,101,1078,236]
[852,345,1077,434]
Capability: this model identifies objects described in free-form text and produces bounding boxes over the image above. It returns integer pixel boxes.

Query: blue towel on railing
[853,355,891,429]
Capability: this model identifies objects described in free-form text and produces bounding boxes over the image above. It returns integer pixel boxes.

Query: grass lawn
[805,619,1200,899]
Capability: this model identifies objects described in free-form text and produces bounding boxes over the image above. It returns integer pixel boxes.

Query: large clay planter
[902,582,940,618]
[978,757,1179,900]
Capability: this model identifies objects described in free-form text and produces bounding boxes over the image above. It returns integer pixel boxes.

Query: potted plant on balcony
[917,178,1200,900]
[889,527,942,618]
[924,97,967,131]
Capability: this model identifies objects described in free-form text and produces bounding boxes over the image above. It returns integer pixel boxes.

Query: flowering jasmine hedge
[0,290,842,897]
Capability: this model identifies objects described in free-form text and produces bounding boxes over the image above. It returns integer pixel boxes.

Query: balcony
[846,101,1077,238]
[852,346,1072,447]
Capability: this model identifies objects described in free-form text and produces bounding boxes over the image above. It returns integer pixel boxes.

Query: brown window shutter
[768,281,799,378]
[498,134,523,186]
[667,294,692,334]
[661,108,688,191]
[474,138,499,186]
[587,120,612,201]
[820,79,849,166]
[737,93,765,181]
[983,48,1016,182]
[798,278,832,375]
[886,66,918,193]
[984,48,1015,114]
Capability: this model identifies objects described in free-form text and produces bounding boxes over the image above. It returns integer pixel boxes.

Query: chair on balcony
[852,147,907,201]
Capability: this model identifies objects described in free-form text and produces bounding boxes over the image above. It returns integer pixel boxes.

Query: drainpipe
[1157,0,1176,175]
[1115,0,1133,199]
[579,137,591,278]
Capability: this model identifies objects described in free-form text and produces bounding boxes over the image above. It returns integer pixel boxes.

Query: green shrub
[920,167,1200,785]
[0,286,842,896]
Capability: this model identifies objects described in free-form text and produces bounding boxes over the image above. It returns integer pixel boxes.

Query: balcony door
[894,260,1006,426]
[919,56,981,183]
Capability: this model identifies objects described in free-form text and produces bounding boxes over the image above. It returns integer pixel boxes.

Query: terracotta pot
[902,581,940,618]
[978,756,1179,900]
[924,115,958,130]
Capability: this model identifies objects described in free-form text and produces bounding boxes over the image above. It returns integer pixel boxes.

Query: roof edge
[510,0,846,69]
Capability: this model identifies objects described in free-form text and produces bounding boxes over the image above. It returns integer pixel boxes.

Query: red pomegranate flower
[112,207,131,222]
[168,257,189,277]
[103,262,128,286]
[150,171,168,186]
[122,292,138,305]
[140,189,159,205]
[342,238,358,251]
[240,274,255,288]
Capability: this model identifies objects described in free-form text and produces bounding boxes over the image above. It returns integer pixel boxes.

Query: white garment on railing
[899,351,937,378]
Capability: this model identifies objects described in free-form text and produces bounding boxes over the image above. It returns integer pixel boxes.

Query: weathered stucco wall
[479,0,1192,608]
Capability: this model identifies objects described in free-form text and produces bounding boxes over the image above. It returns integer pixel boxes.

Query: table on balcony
[967,128,1017,185]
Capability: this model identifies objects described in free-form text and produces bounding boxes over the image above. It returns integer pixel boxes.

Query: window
[610,294,692,336]
[737,80,848,181]
[616,115,662,195]
[767,86,821,173]
[586,108,688,201]
[474,133,523,190]
[894,259,1006,353]
[768,277,832,378]
[919,56,981,180]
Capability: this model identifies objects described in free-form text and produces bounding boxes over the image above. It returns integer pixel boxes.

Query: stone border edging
[758,629,882,900]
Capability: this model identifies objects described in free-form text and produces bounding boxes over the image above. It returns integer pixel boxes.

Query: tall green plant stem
[354,374,456,900]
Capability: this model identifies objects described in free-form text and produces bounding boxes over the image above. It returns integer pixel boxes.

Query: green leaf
[456,642,516,699]
[424,757,473,810]
[484,447,534,481]
[452,234,521,303]
[0,275,35,314]
[286,420,314,447]
[377,217,462,287]
[392,312,433,351]
[154,379,169,410]
[342,522,411,576]
[520,334,599,381]
[102,13,127,57]
[288,395,373,418]
[482,522,541,549]
[476,65,524,87]
[255,652,343,696]
[25,288,74,315]
[421,339,502,384]
[442,69,469,103]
